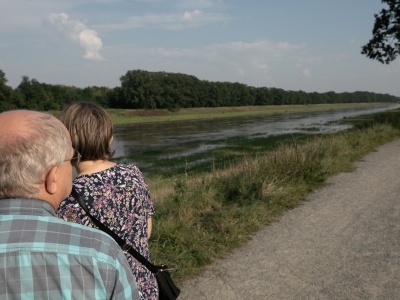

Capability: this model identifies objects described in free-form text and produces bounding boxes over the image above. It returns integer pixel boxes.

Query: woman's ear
[109,136,114,145]
[45,166,58,194]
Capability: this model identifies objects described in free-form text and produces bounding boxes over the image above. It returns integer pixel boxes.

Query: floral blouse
[57,164,158,300]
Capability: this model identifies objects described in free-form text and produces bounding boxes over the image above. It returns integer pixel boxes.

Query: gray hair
[0,112,71,198]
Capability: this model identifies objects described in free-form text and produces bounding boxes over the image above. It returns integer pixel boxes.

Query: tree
[0,70,26,112]
[0,70,11,102]
[16,76,56,110]
[361,0,400,64]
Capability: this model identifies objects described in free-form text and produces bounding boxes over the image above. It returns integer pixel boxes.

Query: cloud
[78,29,104,60]
[174,0,225,10]
[48,13,104,60]
[302,68,311,77]
[181,10,202,23]
[97,10,229,31]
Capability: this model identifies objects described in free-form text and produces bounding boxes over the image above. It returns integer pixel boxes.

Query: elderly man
[0,110,140,299]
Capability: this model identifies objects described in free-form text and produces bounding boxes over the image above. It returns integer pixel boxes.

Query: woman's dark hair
[60,102,115,161]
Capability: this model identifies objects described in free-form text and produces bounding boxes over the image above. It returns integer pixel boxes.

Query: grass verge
[148,109,400,284]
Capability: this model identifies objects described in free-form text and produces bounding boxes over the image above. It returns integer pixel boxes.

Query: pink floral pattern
[57,164,158,300]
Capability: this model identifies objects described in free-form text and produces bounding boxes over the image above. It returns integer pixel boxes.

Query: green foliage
[0,69,399,112]
[116,70,399,109]
[0,70,22,112]
[361,0,400,64]
[0,71,116,112]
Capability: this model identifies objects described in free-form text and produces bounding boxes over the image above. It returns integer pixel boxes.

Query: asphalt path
[179,138,400,299]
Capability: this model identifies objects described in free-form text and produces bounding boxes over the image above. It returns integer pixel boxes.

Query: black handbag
[71,188,180,300]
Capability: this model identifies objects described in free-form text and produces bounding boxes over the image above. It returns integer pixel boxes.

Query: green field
[103,103,385,125]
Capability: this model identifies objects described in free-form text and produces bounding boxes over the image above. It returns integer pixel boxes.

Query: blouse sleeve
[133,165,156,217]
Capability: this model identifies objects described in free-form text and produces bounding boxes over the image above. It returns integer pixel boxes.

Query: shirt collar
[0,198,57,217]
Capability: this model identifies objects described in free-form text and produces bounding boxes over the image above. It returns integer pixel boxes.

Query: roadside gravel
[179,138,400,300]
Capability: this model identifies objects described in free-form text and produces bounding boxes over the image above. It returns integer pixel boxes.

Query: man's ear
[45,166,58,194]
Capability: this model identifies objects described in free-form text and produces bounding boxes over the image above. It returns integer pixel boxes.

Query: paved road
[179,138,400,299]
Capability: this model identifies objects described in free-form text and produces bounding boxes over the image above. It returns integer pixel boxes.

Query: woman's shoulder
[74,163,144,183]
[113,164,147,184]
[114,163,141,173]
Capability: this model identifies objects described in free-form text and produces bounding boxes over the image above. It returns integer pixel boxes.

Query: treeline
[1,69,399,112]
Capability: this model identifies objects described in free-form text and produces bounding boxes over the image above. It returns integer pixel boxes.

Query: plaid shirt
[0,198,140,300]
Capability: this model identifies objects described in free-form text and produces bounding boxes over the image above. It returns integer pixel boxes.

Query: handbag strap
[71,188,159,274]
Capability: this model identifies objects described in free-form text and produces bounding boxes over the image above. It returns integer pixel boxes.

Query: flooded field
[112,103,400,163]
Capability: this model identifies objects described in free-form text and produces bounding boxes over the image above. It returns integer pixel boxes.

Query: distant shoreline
[101,103,391,125]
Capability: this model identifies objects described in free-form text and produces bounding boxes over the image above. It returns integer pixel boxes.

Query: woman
[57,102,158,300]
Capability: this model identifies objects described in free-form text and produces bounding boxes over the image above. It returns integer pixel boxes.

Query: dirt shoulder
[179,138,400,299]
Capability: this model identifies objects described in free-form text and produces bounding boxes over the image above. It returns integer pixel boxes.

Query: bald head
[0,110,58,141]
[0,110,38,131]
[0,110,72,201]
[0,110,28,136]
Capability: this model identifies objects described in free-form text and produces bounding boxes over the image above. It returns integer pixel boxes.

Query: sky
[1,0,399,96]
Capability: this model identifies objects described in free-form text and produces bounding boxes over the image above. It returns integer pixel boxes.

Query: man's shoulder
[1,214,123,262]
[0,215,140,300]
[50,215,123,259]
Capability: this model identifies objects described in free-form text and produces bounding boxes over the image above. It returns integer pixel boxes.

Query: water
[112,104,400,161]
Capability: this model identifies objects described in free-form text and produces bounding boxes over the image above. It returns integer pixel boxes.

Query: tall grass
[149,111,400,283]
